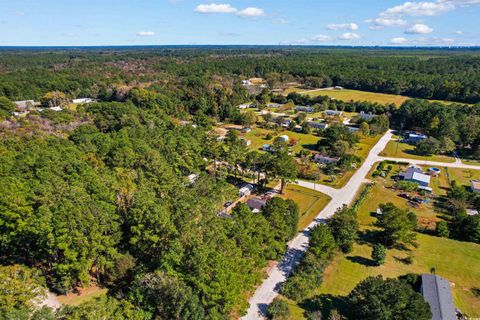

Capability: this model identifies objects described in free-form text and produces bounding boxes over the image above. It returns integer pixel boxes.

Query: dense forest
[0,47,480,104]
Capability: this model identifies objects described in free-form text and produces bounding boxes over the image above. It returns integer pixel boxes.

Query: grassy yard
[280,184,331,231]
[241,127,318,154]
[380,139,456,163]
[447,167,480,186]
[57,286,107,306]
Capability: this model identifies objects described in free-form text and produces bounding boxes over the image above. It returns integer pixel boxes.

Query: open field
[280,185,331,231]
[380,138,456,163]
[241,127,318,154]
[284,87,472,106]
[447,167,480,186]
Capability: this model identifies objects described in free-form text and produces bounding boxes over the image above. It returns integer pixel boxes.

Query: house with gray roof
[421,274,456,320]
[399,166,431,187]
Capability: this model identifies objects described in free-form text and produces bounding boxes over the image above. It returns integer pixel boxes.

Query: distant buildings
[49,106,63,112]
[72,98,95,104]
[359,111,376,121]
[278,135,289,142]
[307,121,328,130]
[399,166,431,187]
[314,154,340,165]
[324,110,343,117]
[238,103,253,109]
[267,103,282,108]
[421,274,456,320]
[407,132,428,143]
[296,106,315,113]
[14,100,35,111]
[346,126,360,133]
[239,184,254,197]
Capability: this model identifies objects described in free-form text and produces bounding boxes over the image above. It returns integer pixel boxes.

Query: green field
[381,139,456,163]
[285,87,471,106]
[281,185,331,231]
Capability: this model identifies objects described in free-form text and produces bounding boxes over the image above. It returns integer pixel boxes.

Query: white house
[238,103,253,109]
[49,106,63,112]
[72,98,95,104]
[14,100,35,111]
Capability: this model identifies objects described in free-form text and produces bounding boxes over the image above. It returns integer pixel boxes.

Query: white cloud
[338,33,361,40]
[327,23,358,31]
[454,30,464,34]
[236,7,264,17]
[137,31,156,36]
[367,17,408,30]
[311,34,331,42]
[194,3,237,14]
[380,1,454,17]
[391,37,408,44]
[404,23,433,34]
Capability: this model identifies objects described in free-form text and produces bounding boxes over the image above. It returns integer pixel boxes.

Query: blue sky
[0,0,479,46]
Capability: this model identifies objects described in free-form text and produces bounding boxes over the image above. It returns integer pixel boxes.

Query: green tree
[371,244,386,266]
[327,206,359,253]
[377,203,417,248]
[266,298,290,320]
[0,96,15,119]
[436,221,450,238]
[347,276,432,320]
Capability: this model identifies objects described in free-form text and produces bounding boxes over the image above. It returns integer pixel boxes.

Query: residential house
[267,103,282,108]
[246,197,267,213]
[421,274,456,320]
[399,166,431,187]
[279,135,289,142]
[296,106,315,113]
[346,126,360,133]
[49,106,63,112]
[307,121,328,130]
[14,100,35,111]
[471,180,480,193]
[314,154,340,165]
[324,110,343,116]
[334,86,344,90]
[72,98,95,104]
[239,184,254,197]
[359,111,376,121]
[238,103,253,109]
[407,132,428,143]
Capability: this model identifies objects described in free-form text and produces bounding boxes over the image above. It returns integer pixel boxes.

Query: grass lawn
[447,167,480,186]
[57,286,107,306]
[380,138,456,163]
[315,170,480,318]
[300,89,409,106]
[241,127,318,154]
[280,184,331,231]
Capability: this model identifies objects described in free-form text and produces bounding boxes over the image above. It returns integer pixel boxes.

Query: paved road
[379,156,480,170]
[241,130,394,320]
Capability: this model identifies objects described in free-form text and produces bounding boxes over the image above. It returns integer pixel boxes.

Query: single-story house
[49,106,63,112]
[399,166,431,187]
[72,98,95,104]
[239,184,254,197]
[246,197,267,213]
[267,103,282,108]
[359,111,376,121]
[14,100,35,111]
[324,110,343,116]
[314,154,340,165]
[296,106,315,113]
[238,103,253,109]
[471,180,480,193]
[346,126,360,133]
[421,274,456,320]
[307,121,328,130]
[281,119,292,127]
[279,135,289,142]
[334,86,344,90]
[407,132,428,142]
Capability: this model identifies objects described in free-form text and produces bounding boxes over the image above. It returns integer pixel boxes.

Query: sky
[0,0,479,46]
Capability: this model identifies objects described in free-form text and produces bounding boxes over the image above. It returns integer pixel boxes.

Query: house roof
[247,198,267,211]
[401,167,431,185]
[421,274,456,320]
[471,180,480,191]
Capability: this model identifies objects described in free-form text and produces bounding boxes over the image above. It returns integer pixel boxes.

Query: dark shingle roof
[421,274,456,320]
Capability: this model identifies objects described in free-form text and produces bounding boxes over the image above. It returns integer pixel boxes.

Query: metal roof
[421,274,456,320]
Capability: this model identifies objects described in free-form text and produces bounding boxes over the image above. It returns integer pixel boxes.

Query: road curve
[241,130,394,320]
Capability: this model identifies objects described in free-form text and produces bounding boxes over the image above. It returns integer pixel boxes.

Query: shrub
[266,298,290,320]
[371,244,386,266]
[435,221,450,238]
